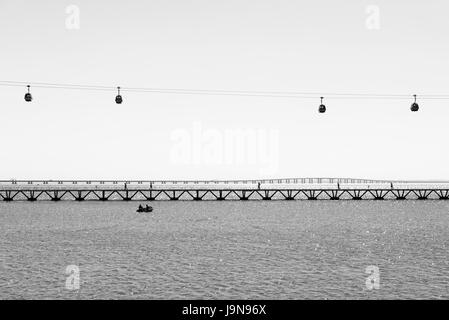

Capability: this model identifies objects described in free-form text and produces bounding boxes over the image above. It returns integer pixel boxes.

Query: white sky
[1,0,449,180]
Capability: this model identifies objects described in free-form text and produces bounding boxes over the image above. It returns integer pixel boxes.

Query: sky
[1,0,449,181]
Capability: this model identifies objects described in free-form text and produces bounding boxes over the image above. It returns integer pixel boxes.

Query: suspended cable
[2,80,449,100]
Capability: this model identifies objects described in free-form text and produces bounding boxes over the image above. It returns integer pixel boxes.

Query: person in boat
[138,204,144,211]
[145,205,151,211]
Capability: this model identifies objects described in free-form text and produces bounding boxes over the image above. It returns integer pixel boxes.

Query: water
[0,201,448,299]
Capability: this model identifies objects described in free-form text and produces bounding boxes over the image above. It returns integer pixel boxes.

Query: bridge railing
[1,179,449,191]
[0,177,417,186]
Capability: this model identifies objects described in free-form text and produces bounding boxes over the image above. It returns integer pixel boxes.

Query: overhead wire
[2,80,449,100]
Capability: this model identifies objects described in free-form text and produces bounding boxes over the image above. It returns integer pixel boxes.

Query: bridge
[1,178,449,201]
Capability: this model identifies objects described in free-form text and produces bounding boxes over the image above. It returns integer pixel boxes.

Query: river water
[0,201,448,299]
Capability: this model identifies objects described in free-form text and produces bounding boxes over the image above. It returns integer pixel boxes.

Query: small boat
[137,205,153,213]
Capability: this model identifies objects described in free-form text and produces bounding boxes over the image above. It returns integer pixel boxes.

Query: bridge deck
[1,181,449,201]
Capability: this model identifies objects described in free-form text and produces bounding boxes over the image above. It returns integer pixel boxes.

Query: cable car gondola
[24,85,32,102]
[411,94,419,112]
[318,97,326,113]
[115,86,123,104]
